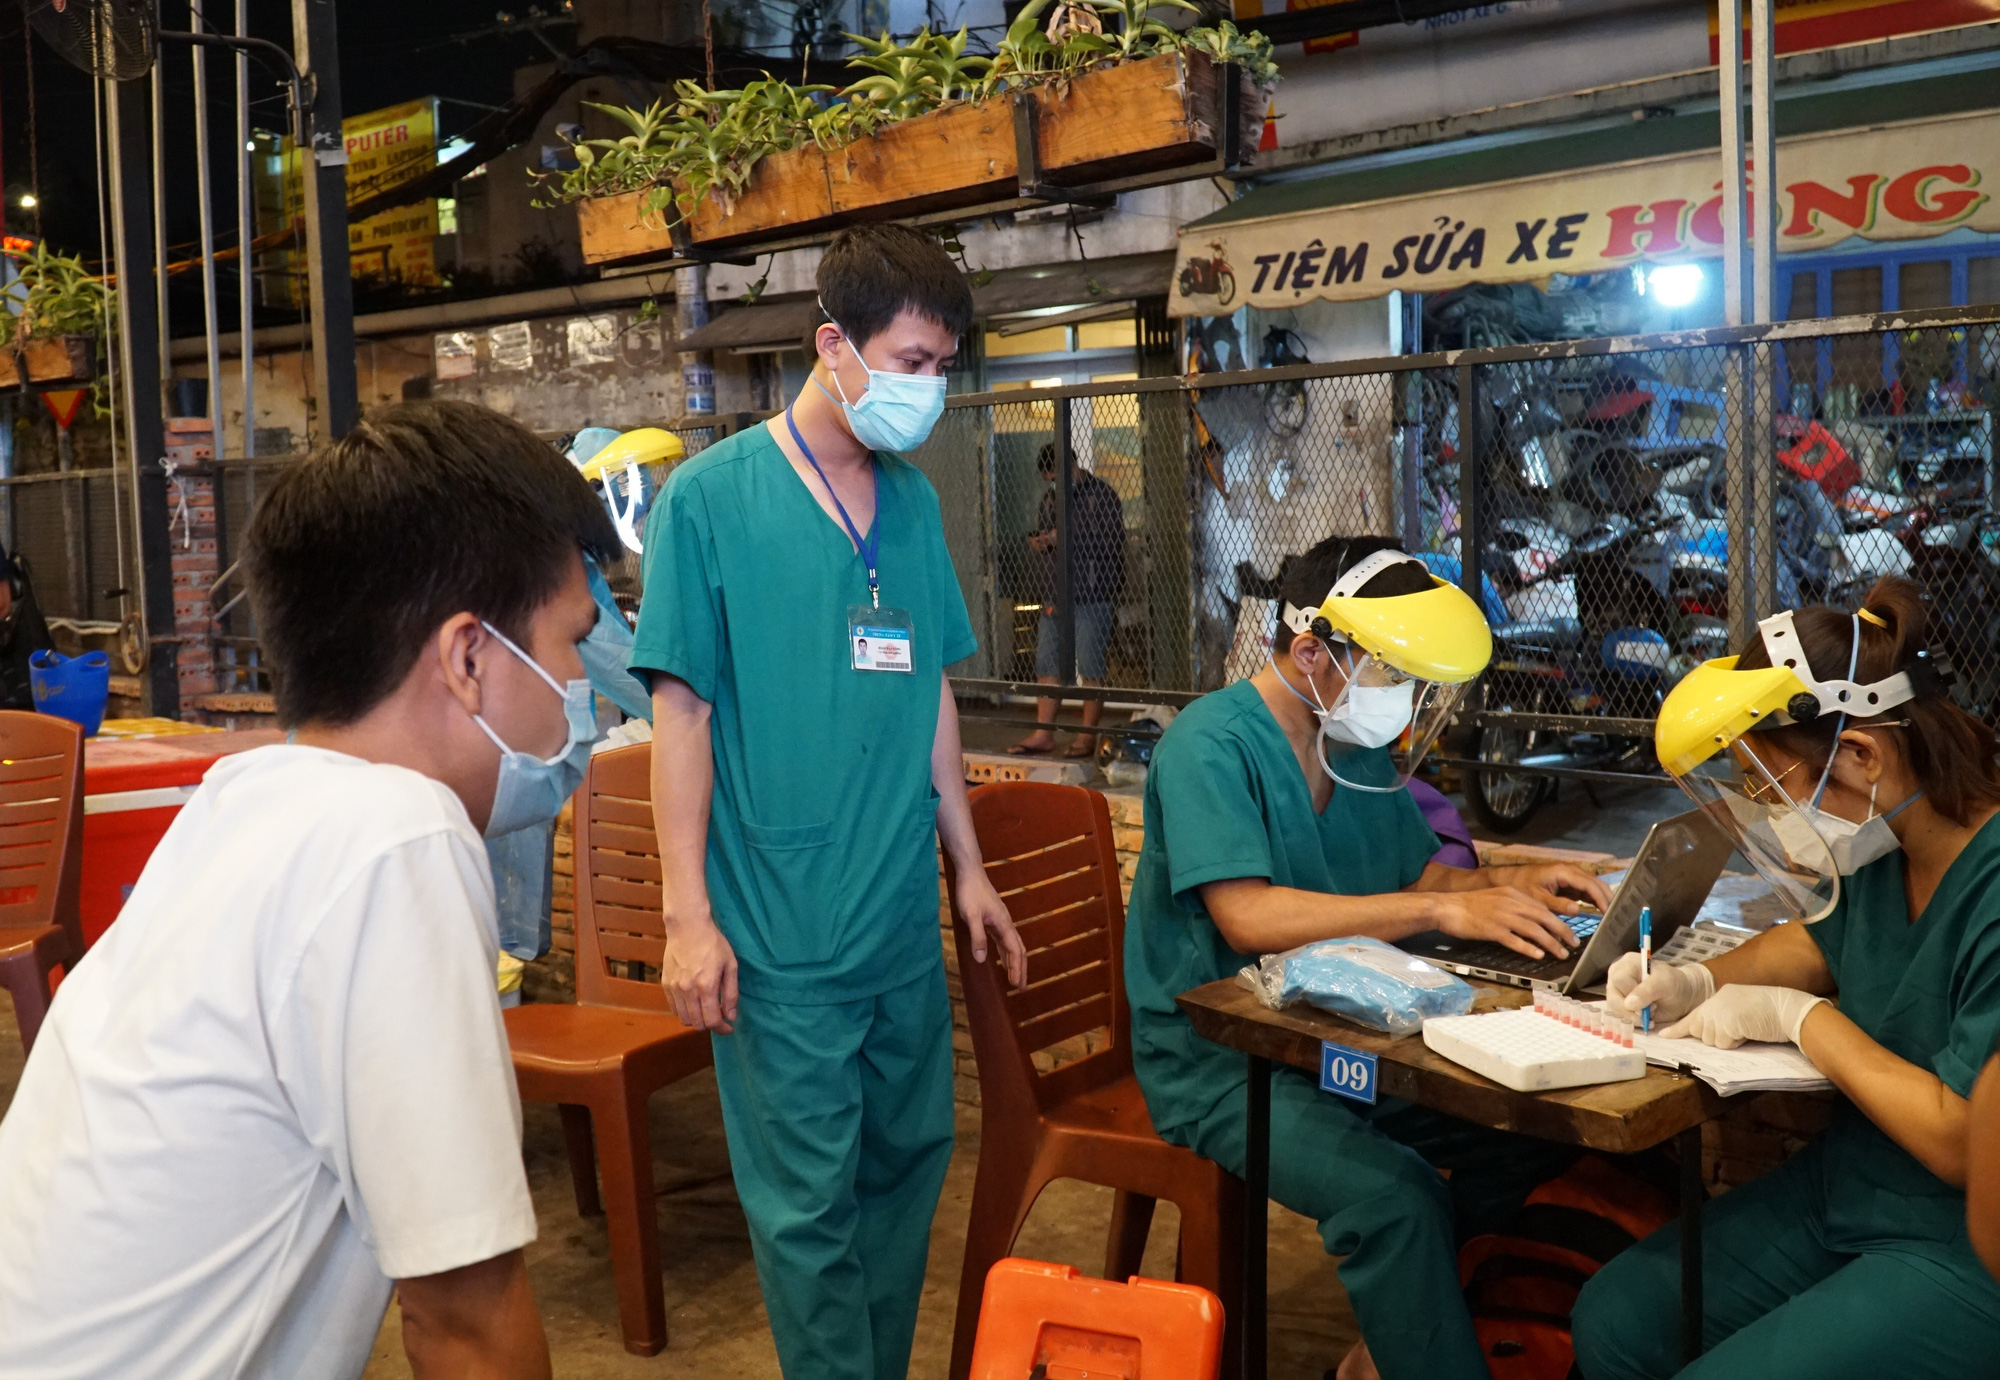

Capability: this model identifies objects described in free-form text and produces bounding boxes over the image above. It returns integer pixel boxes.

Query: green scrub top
[1807,811,2000,1245]
[628,424,977,1005]
[1124,678,1439,1134]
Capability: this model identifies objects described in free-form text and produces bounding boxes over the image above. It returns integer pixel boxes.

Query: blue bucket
[29,649,111,736]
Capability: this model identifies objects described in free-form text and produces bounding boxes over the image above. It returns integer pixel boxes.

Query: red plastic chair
[502,743,713,1356]
[0,711,83,1055]
[945,781,1244,1380]
[970,1257,1226,1380]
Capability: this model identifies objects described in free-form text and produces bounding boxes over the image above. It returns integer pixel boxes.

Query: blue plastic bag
[1240,936,1473,1037]
[29,649,110,736]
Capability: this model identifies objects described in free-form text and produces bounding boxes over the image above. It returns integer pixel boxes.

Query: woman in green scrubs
[1126,536,1611,1380]
[1574,576,2000,1378]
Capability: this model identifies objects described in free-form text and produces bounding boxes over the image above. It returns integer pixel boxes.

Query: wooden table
[1177,977,1725,1379]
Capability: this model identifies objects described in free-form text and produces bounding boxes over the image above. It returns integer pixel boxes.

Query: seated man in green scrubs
[630,224,1026,1380]
[1125,534,1612,1380]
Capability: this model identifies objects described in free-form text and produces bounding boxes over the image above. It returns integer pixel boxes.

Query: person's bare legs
[1011,677,1063,754]
[1012,678,1106,755]
[1063,682,1105,758]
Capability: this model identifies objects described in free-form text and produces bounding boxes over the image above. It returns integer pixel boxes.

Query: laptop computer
[1396,808,1733,993]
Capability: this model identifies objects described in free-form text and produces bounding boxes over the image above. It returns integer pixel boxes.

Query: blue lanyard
[787,406,881,608]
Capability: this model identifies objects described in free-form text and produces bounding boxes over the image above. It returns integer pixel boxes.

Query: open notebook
[1596,1001,1833,1096]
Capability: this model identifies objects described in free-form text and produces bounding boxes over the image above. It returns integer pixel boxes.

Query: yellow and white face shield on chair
[1278,549,1493,794]
[1655,608,1942,921]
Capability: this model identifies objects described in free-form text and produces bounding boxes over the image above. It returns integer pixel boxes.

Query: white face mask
[1776,777,1921,875]
[1324,680,1416,749]
[1269,648,1416,757]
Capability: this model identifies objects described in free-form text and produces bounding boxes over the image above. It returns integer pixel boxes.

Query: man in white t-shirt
[0,401,618,1380]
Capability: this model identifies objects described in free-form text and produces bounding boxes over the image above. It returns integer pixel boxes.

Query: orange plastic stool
[969,1258,1225,1380]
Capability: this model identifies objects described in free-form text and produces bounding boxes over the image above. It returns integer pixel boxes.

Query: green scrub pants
[1180,1066,1575,1380]
[1573,1140,2000,1379]
[711,963,955,1380]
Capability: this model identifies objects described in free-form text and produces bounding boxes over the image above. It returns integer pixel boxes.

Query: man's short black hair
[245,400,618,728]
[1037,442,1058,473]
[1272,535,1433,653]
[816,224,974,351]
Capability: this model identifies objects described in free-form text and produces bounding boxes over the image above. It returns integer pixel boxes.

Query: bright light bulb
[18,194,36,209]
[246,141,257,151]
[1649,263,1704,308]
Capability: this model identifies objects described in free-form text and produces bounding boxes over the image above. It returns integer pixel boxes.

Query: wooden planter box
[0,349,21,390]
[578,51,1256,265]
[23,335,94,385]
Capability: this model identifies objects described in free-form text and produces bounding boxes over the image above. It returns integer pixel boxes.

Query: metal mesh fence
[921,304,2000,830]
[35,306,1992,810]
[0,469,137,630]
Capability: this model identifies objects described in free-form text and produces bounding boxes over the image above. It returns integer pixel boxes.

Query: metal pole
[1243,1054,1270,1380]
[1748,0,1776,327]
[1749,0,1779,620]
[1720,0,1756,648]
[675,264,714,415]
[236,0,255,457]
[1455,360,1483,609]
[110,78,181,718]
[1054,396,1077,687]
[151,66,169,412]
[191,1,225,457]
[291,0,359,440]
[1718,0,1747,329]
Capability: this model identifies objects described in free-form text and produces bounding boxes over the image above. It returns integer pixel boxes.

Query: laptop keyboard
[1439,913,1602,979]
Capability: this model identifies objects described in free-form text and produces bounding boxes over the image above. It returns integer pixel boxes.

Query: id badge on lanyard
[787,407,920,676]
[850,606,915,673]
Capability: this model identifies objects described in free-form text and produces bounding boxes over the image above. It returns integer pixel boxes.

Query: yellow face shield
[1656,652,1840,922]
[577,427,683,484]
[1281,552,1494,794]
[572,427,685,553]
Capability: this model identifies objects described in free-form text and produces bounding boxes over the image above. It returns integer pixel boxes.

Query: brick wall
[163,420,219,709]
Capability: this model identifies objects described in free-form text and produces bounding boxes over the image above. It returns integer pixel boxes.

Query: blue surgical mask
[472,620,598,838]
[819,314,947,453]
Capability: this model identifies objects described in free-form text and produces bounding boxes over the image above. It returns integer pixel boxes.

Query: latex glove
[1661,984,1829,1049]
[1607,955,1714,1027]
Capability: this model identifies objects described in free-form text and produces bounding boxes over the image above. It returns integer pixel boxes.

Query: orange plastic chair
[502,742,713,1356]
[945,781,1244,1380]
[969,1258,1225,1380]
[0,711,83,1056]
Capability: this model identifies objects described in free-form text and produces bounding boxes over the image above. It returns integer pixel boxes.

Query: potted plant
[544,1,1277,264]
[5,243,109,386]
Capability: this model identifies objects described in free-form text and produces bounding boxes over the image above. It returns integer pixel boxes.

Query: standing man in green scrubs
[630,225,1027,1380]
[1574,577,2000,1378]
[1125,534,1611,1380]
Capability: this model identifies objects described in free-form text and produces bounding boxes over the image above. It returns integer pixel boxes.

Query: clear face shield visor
[1673,738,1840,923]
[1315,646,1470,794]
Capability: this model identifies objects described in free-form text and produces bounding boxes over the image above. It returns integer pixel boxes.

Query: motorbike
[1177,242,1237,308]
[1467,515,1729,833]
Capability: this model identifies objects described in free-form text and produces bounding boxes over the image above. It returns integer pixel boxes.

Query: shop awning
[675,298,821,353]
[1171,70,2000,315]
[681,252,1174,351]
[972,252,1174,316]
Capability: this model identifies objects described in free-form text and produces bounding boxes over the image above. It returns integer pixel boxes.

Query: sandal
[1008,740,1056,756]
[1063,737,1098,759]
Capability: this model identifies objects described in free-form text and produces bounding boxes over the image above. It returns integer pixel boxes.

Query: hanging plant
[5,243,114,347]
[533,5,1278,223]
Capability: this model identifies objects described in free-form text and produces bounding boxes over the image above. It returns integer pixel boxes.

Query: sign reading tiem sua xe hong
[1170,108,2000,315]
